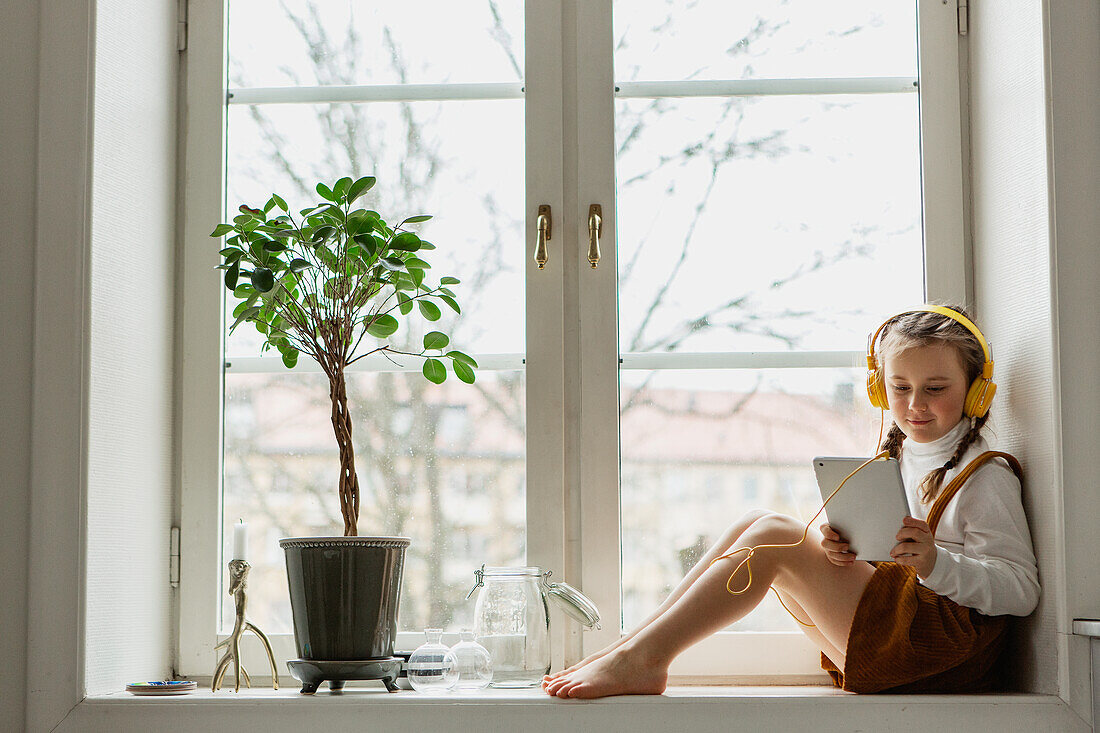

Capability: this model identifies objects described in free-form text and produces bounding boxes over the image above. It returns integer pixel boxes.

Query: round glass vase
[450,631,493,691]
[406,629,458,693]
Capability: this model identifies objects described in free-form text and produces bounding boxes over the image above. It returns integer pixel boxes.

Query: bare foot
[541,638,627,686]
[543,644,668,699]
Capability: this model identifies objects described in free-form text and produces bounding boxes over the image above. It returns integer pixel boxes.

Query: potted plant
[211,175,476,692]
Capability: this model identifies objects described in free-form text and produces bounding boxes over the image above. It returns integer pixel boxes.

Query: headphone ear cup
[866,367,889,410]
[965,379,997,418]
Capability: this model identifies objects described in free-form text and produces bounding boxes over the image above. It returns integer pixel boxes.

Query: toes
[556,679,580,698]
[545,677,568,695]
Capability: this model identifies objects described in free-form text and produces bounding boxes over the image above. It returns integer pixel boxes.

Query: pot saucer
[286,658,403,694]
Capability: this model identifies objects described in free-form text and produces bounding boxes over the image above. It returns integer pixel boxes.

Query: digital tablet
[812,457,911,562]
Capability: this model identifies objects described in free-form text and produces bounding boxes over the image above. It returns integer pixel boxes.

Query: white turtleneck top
[899,418,1040,617]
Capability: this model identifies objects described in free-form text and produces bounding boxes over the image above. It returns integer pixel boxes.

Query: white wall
[1043,0,1100,721]
[83,0,178,695]
[967,0,1059,694]
[0,2,39,730]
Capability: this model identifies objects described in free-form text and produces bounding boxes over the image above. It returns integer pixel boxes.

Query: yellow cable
[709,410,890,628]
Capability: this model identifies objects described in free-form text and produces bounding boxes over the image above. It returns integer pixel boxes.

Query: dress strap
[926,451,1023,536]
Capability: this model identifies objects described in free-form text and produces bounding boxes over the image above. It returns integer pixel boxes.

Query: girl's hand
[891,516,937,578]
[820,523,855,566]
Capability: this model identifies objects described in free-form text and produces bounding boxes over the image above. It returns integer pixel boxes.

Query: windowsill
[70,685,1082,733]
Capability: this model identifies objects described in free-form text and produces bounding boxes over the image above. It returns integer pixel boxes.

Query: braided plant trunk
[329,367,360,536]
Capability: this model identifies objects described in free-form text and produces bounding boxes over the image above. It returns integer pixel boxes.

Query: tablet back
[812,457,911,562]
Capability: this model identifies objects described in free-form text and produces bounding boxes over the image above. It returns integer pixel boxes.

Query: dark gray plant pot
[280,536,410,661]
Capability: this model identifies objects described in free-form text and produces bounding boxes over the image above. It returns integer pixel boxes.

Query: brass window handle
[588,204,602,269]
[535,204,551,269]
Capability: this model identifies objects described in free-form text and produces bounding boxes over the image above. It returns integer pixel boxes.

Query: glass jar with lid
[465,566,601,688]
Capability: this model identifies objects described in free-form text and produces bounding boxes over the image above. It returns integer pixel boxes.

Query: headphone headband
[868,305,992,369]
[865,305,997,418]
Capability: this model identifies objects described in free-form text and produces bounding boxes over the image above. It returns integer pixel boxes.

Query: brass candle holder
[212,559,280,692]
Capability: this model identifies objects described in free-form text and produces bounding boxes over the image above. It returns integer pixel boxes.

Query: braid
[880,423,906,460]
[917,414,989,504]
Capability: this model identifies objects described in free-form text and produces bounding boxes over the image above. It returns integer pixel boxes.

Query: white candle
[232,520,247,561]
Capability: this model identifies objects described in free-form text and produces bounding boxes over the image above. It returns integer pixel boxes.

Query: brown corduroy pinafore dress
[821,451,1023,693]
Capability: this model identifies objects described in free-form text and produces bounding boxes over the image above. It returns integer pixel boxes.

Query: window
[179,0,964,679]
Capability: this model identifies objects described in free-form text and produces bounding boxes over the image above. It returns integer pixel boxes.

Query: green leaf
[446,350,479,368]
[320,205,345,222]
[232,283,256,298]
[409,267,425,289]
[229,305,261,332]
[288,258,312,273]
[271,194,288,212]
[354,233,380,257]
[334,177,352,199]
[316,182,337,201]
[423,331,449,350]
[452,359,476,384]
[311,225,336,243]
[345,211,371,236]
[440,276,460,285]
[418,240,437,250]
[392,277,415,292]
[220,247,244,263]
[347,176,376,203]
[316,247,340,272]
[210,223,235,238]
[250,267,275,292]
[281,349,298,369]
[380,256,405,271]
[422,358,446,384]
[262,240,287,252]
[401,214,433,225]
[405,257,431,270]
[396,292,413,315]
[418,300,442,321]
[390,232,421,251]
[438,294,461,314]
[225,261,240,290]
[366,313,399,338]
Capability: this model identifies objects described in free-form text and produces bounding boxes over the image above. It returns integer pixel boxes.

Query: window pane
[225,98,525,357]
[615,0,916,82]
[620,367,880,632]
[223,370,526,632]
[614,1,925,640]
[228,0,524,88]
[616,93,923,354]
[223,1,527,636]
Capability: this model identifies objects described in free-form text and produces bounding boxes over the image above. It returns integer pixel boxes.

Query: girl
[542,306,1040,698]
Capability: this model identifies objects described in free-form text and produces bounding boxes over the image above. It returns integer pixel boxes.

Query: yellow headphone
[866,305,996,418]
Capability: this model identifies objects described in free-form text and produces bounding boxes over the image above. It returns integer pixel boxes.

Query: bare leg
[773,589,845,670]
[544,510,770,684]
[544,514,874,698]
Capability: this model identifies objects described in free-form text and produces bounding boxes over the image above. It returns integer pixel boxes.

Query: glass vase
[450,630,493,691]
[406,629,458,692]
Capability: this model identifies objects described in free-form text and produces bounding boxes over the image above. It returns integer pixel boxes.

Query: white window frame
[177,0,966,680]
